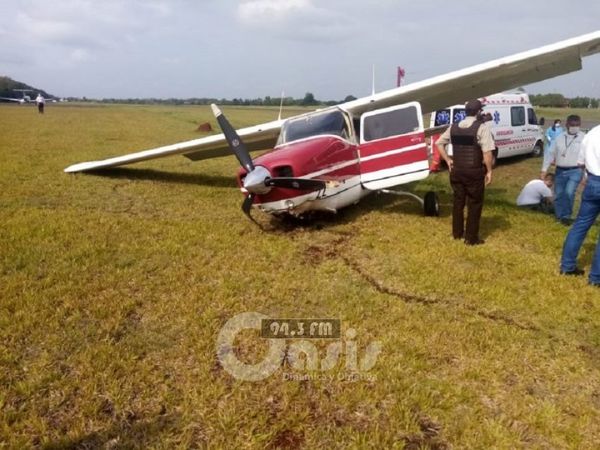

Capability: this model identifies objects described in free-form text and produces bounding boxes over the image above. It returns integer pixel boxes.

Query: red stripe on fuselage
[359,133,425,158]
[359,147,428,174]
[359,133,427,174]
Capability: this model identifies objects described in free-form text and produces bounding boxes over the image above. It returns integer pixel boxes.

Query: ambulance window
[527,108,538,125]
[434,109,451,126]
[511,106,526,126]
[453,109,467,123]
[363,106,419,142]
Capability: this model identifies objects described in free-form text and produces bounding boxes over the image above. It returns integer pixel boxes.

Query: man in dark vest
[435,99,495,245]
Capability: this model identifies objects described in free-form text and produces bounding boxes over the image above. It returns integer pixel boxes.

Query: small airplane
[65,31,600,221]
[0,89,35,104]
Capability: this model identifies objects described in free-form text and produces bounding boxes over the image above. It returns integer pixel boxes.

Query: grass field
[1,103,600,449]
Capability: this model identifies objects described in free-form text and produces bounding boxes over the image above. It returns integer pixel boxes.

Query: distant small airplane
[65,31,600,222]
[0,89,35,104]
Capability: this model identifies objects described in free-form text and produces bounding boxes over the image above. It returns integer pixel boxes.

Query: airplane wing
[0,97,24,103]
[64,118,283,173]
[341,31,600,116]
[65,30,600,173]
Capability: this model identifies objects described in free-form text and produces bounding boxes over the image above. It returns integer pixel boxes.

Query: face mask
[568,126,580,135]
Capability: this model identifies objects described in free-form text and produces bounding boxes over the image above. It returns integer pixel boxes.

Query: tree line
[63,92,599,108]
[529,93,599,108]
[66,93,359,107]
[4,74,598,108]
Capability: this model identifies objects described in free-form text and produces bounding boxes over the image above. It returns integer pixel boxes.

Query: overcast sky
[1,0,599,100]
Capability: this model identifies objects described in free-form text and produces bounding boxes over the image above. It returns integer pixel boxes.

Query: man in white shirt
[560,124,600,285]
[516,173,554,214]
[541,114,586,225]
[35,93,45,114]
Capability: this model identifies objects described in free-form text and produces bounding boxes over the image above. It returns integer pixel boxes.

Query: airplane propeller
[210,104,326,218]
[211,104,255,173]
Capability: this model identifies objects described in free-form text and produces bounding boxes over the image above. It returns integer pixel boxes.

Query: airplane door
[359,102,429,190]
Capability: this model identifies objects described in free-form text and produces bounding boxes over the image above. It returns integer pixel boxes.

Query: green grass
[1,103,600,449]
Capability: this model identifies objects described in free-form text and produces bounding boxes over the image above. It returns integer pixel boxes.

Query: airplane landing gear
[423,191,440,217]
[380,189,439,217]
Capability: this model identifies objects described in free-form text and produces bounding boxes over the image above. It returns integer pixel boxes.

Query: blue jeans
[561,173,600,284]
[554,167,583,220]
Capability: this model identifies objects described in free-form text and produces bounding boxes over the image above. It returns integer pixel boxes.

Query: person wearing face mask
[541,115,586,225]
[543,119,563,169]
[560,124,600,285]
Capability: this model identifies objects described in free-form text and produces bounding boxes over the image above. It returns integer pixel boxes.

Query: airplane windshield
[280,109,349,144]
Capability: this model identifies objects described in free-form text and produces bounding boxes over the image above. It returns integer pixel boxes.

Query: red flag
[397,67,406,87]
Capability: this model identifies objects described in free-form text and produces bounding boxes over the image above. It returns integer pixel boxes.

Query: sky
[1,0,599,100]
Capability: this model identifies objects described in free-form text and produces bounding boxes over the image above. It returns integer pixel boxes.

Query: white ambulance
[429,92,544,162]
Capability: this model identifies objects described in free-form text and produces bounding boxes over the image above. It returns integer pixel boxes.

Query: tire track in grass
[261,217,585,355]
[302,229,543,334]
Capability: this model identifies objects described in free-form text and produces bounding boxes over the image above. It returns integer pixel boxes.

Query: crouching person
[516,173,555,214]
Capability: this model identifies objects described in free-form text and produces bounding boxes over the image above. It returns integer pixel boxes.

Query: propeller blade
[211,104,254,173]
[242,193,255,217]
[265,178,326,191]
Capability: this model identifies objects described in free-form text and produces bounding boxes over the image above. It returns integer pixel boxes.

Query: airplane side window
[511,106,526,126]
[363,106,419,142]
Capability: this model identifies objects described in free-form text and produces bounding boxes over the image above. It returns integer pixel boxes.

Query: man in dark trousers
[435,99,495,245]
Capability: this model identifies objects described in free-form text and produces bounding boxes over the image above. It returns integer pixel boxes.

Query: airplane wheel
[424,191,439,217]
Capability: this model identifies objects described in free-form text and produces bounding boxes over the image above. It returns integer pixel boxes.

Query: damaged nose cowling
[210,103,327,221]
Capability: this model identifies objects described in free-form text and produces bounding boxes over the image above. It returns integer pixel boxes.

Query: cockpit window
[279,109,349,144]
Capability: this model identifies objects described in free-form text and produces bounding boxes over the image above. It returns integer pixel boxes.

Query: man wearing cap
[436,99,495,245]
[541,114,586,225]
[560,124,600,286]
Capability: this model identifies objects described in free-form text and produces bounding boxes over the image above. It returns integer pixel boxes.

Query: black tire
[491,149,498,168]
[424,191,439,217]
[532,141,543,157]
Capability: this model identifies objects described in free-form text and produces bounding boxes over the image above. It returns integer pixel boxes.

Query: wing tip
[210,103,222,118]
[64,162,96,173]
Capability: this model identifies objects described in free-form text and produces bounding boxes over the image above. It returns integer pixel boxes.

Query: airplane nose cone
[243,166,272,195]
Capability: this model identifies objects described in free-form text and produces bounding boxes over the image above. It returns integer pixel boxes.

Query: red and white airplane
[65,32,600,220]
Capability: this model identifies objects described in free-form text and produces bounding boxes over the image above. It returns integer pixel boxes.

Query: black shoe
[453,235,463,240]
[465,238,485,246]
[590,282,600,287]
[559,218,573,226]
[560,268,585,276]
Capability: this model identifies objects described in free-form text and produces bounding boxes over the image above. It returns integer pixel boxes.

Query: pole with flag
[397,66,406,87]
